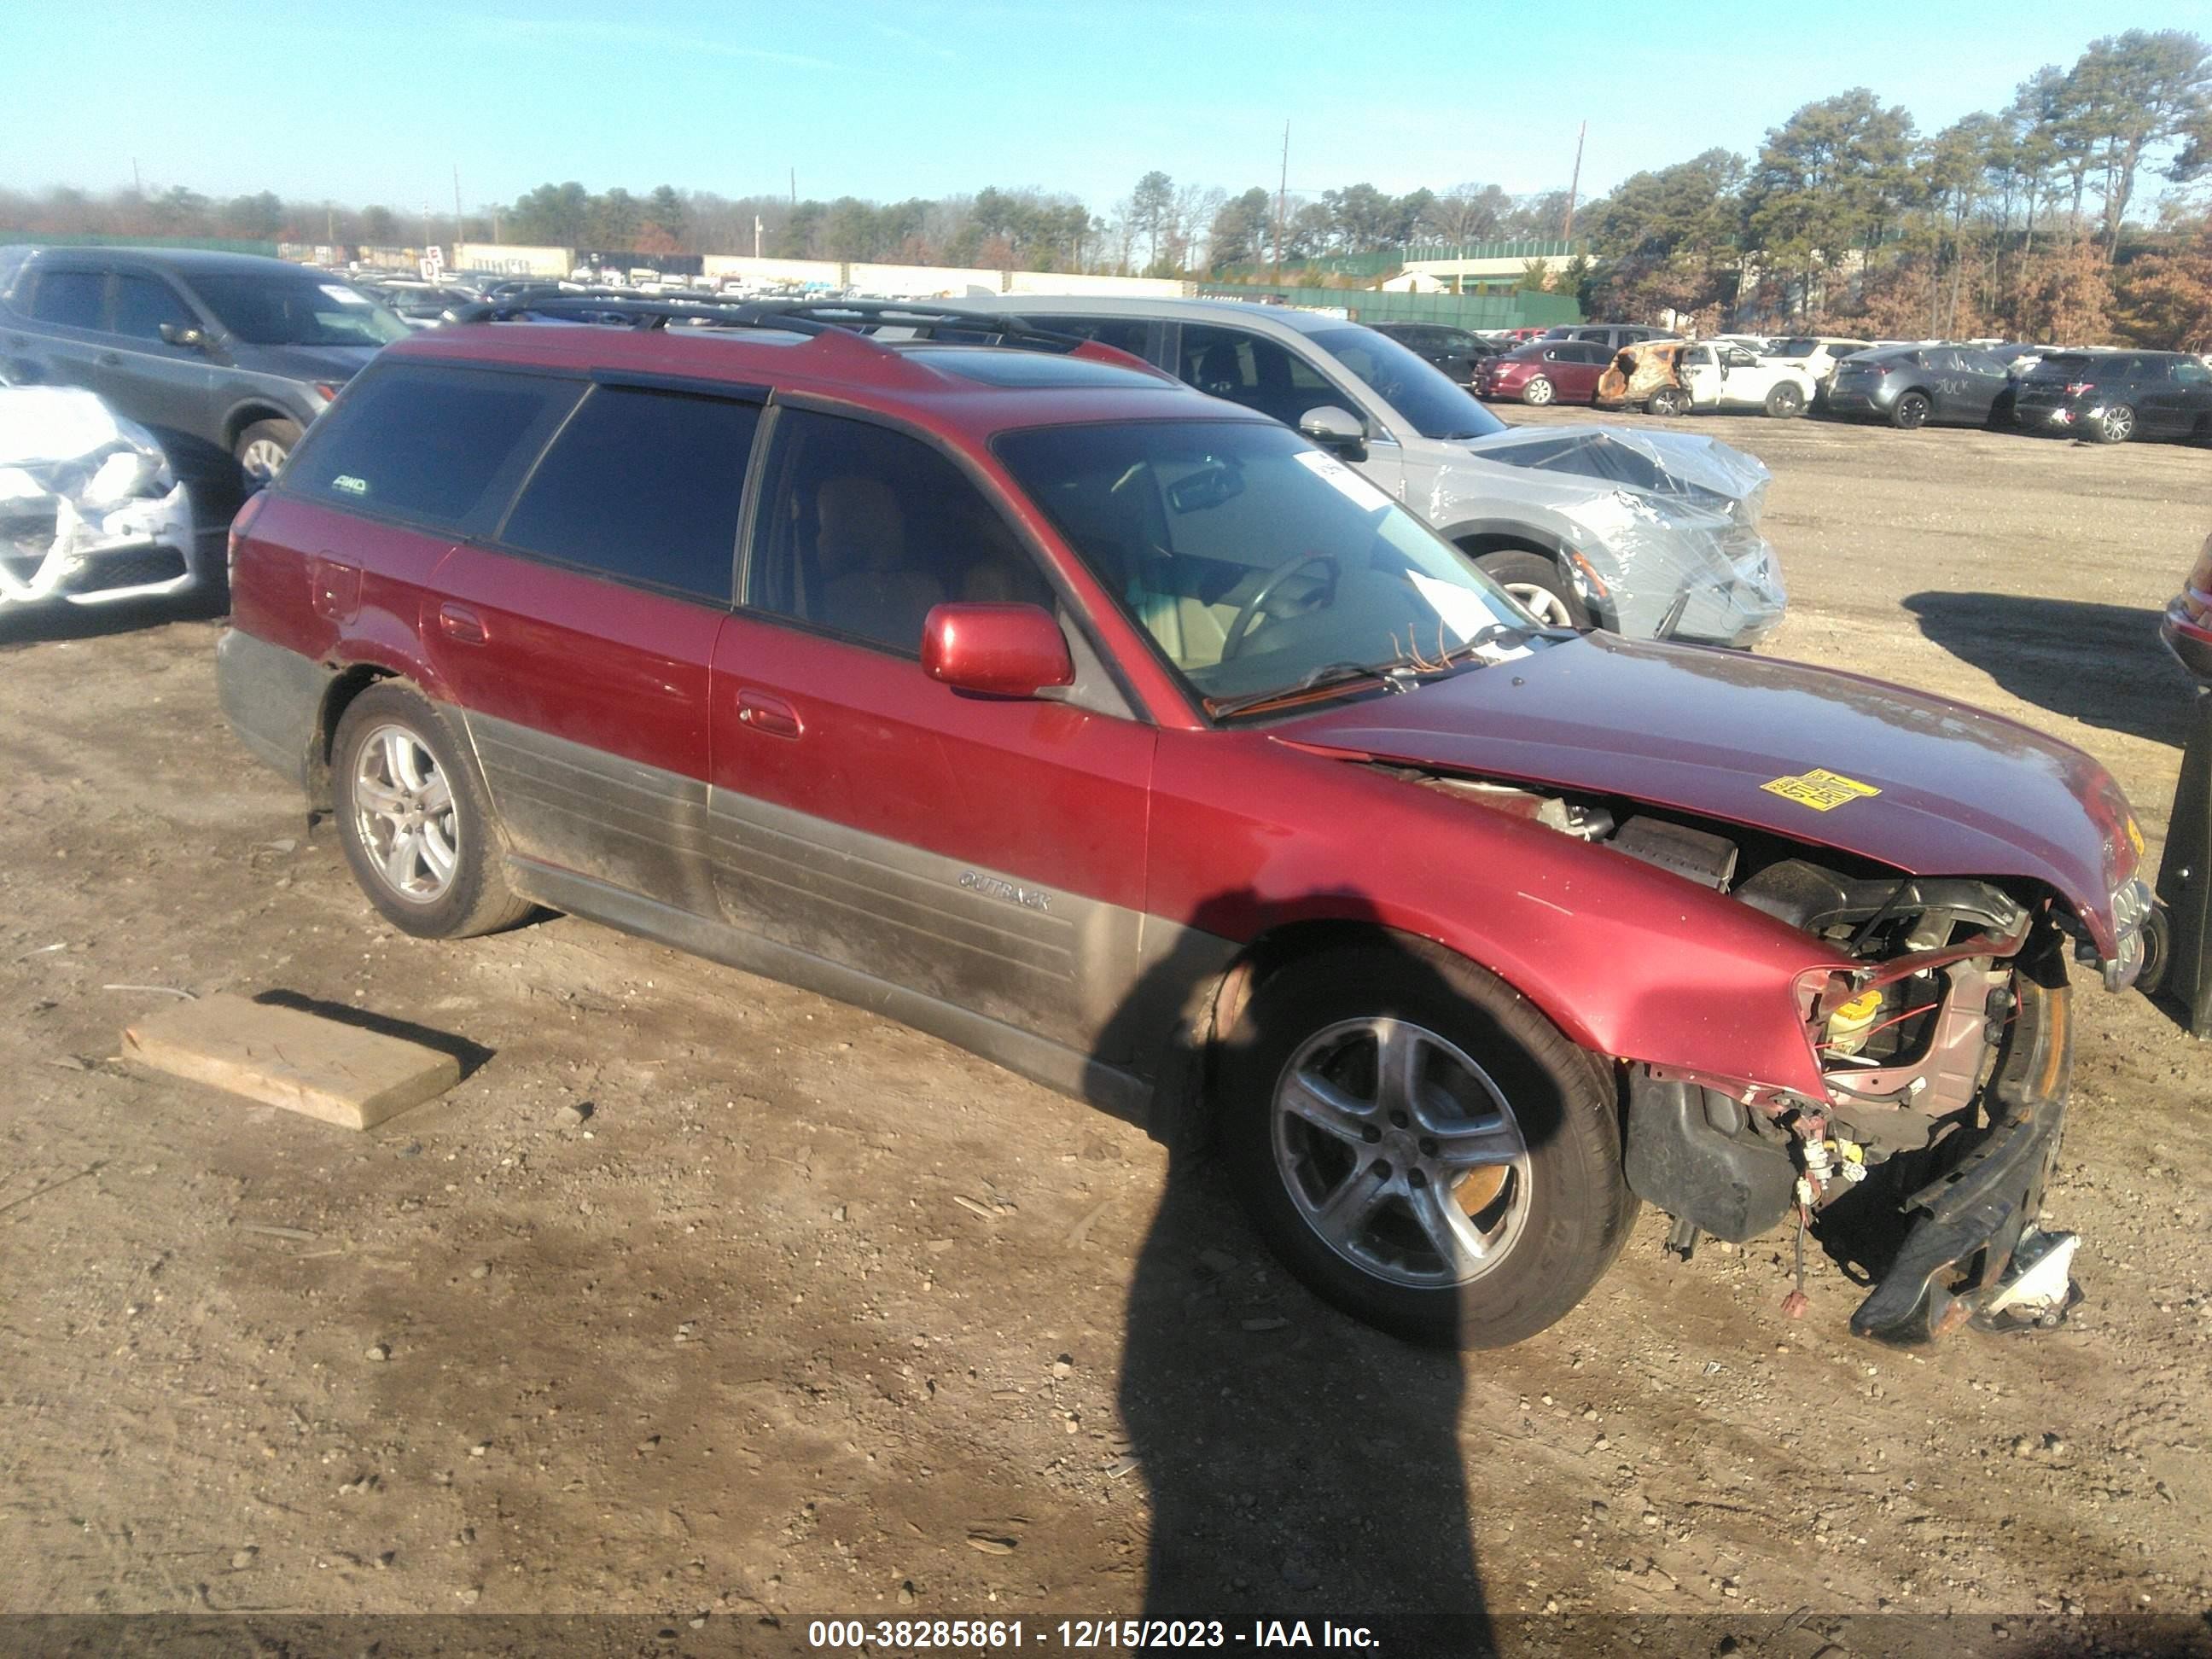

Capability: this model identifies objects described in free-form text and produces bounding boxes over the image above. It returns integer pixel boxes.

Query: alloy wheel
[2104,405,2135,443]
[352,723,459,903]
[1503,583,1575,627]
[1271,1016,1531,1289]
[240,438,290,480]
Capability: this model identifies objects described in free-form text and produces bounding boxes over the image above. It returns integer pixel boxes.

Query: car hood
[238,343,382,382]
[1272,631,2131,952]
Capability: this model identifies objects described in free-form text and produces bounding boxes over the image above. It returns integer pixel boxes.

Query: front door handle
[437,602,487,644]
[98,352,121,367]
[734,689,801,739]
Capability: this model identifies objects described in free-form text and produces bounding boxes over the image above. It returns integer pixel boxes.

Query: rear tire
[1763,382,1806,418]
[2093,403,2136,444]
[235,417,303,486]
[1648,385,1691,417]
[1890,392,1930,430]
[1473,549,1588,629]
[1521,376,1556,406]
[1219,943,1637,1348]
[331,683,533,940]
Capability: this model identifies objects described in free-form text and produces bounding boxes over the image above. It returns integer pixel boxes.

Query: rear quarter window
[284,363,579,532]
[496,384,762,602]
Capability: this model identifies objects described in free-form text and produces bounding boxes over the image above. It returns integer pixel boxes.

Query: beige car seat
[815,474,946,649]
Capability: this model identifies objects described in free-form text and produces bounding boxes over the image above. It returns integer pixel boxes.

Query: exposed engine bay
[1408,767,2086,1341]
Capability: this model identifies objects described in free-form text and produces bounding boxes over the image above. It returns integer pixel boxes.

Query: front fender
[1150,732,1852,1098]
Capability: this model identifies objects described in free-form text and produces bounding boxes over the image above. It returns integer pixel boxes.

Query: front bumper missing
[1848,962,2073,1343]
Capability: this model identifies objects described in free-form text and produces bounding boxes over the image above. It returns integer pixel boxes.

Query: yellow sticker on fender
[1761,768,1883,812]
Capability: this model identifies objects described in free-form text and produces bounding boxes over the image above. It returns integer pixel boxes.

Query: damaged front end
[1409,771,2102,1344]
[0,387,197,610]
[1449,425,1787,649]
[1627,859,2081,1343]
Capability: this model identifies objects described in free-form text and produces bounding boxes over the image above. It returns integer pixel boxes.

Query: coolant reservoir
[1824,989,1883,1057]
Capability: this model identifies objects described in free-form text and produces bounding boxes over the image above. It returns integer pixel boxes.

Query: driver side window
[746,410,1053,655]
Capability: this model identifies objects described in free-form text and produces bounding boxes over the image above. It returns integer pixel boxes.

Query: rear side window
[287,364,578,531]
[28,269,105,329]
[1026,315,1151,358]
[498,386,761,602]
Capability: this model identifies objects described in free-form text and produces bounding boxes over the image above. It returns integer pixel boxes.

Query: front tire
[331,683,532,940]
[1219,944,1637,1348]
[2093,403,2136,444]
[1521,375,1556,406]
[1473,549,1588,629]
[1890,392,1930,430]
[1764,382,1806,418]
[235,417,303,486]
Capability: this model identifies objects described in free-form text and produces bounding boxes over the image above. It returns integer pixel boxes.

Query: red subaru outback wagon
[220,300,2149,1348]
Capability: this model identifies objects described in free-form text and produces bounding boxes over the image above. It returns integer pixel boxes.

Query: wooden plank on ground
[123,993,460,1131]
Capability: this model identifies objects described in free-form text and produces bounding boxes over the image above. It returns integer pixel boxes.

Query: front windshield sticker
[1291,449,1392,510]
[319,284,373,306]
[1406,570,1526,655]
[1761,768,1882,812]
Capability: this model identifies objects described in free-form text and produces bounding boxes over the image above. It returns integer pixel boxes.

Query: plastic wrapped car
[0,387,198,611]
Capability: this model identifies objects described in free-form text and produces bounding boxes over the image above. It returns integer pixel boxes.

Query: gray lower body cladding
[218,628,338,792]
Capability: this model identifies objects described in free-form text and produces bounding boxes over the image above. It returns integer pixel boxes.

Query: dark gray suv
[0,247,409,495]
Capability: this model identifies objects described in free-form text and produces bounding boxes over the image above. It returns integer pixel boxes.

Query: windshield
[994,419,1541,713]
[1308,326,1505,440]
[191,275,411,346]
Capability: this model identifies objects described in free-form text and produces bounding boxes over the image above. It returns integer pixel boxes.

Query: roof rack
[727,299,1084,352]
[442,293,1124,362]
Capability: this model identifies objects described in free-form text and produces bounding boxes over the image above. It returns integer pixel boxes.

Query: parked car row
[212,291,2145,1349]
[1481,317,2212,447]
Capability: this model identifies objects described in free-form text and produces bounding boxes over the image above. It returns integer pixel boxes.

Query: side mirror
[1298,405,1366,461]
[159,322,208,351]
[922,602,1074,699]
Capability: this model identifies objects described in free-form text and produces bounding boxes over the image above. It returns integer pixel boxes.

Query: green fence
[0,231,283,257]
[1200,283,1581,330]
[1216,240,1588,282]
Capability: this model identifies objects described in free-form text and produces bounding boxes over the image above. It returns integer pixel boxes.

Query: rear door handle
[437,602,487,644]
[735,689,801,739]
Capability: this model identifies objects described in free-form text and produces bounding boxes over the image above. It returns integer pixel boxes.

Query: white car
[1761,335,1875,405]
[1674,342,1819,417]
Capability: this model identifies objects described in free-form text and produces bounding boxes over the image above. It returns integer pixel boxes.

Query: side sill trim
[507,856,1155,1130]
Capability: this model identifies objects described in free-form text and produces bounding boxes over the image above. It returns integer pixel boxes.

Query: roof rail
[729,299,1085,352]
[439,294,1163,375]
[445,294,847,337]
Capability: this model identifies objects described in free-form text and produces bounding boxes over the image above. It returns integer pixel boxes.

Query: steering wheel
[1221,552,1338,661]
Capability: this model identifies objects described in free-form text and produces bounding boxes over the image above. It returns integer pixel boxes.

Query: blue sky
[4,1,2207,218]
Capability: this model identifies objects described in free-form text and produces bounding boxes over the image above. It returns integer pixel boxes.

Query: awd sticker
[333,474,369,496]
[1761,768,1882,812]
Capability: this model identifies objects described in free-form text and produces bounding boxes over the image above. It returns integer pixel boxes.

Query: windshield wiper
[1207,660,1412,720]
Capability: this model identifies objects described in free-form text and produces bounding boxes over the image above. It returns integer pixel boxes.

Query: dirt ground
[2,408,2209,1644]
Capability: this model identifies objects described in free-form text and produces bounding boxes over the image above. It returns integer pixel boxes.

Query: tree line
[3,28,2206,344]
[1580,29,2212,346]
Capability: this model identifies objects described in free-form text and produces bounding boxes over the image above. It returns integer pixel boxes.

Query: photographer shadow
[1103,891,1505,1644]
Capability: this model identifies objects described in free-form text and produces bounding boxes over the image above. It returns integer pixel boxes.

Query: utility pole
[1563,120,1587,242]
[453,165,464,254]
[790,168,797,207]
[1272,120,1289,283]
[422,201,433,252]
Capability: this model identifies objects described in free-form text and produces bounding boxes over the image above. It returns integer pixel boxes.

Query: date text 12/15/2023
[806,1620,1380,1650]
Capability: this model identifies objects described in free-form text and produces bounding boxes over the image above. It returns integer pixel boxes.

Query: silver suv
[952,296,1785,648]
